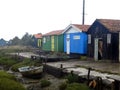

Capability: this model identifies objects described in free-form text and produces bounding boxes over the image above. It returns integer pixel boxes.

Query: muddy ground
[9,52,120,90]
[19,73,66,90]
[46,59,120,75]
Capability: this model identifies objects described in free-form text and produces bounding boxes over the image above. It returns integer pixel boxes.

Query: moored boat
[18,66,43,79]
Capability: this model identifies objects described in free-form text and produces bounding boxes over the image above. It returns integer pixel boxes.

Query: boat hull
[18,66,43,79]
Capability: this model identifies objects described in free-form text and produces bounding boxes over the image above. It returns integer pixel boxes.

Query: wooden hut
[63,24,90,54]
[87,19,120,62]
[33,33,42,48]
[42,30,64,52]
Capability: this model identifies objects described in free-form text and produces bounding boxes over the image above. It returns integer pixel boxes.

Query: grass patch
[0,78,26,90]
[66,73,79,83]
[0,45,33,53]
[11,58,41,72]
[59,82,67,90]
[80,56,87,60]
[0,54,20,70]
[65,83,90,90]
[0,70,26,90]
[0,56,17,66]
[40,79,51,88]
[0,70,16,80]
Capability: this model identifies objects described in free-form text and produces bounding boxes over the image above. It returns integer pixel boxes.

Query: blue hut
[63,24,90,54]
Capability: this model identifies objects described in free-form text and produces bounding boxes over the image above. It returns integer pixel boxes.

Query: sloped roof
[34,33,42,38]
[97,19,120,32]
[63,24,90,33]
[72,24,90,32]
[43,30,64,36]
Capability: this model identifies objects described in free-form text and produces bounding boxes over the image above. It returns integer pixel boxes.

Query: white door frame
[119,32,120,62]
[94,38,98,61]
[66,34,70,54]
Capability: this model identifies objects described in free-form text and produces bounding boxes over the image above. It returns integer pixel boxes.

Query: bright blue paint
[64,32,87,54]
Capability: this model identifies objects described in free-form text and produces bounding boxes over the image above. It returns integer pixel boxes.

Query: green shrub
[11,58,33,72]
[66,73,79,83]
[0,65,26,90]
[0,78,26,90]
[59,82,67,90]
[65,83,90,90]
[0,55,17,66]
[40,79,51,88]
[80,56,87,60]
[11,58,42,72]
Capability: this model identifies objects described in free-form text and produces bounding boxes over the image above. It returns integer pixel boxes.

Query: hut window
[88,34,91,44]
[73,35,80,39]
[107,34,111,44]
[67,34,70,38]
[47,36,50,41]
[43,37,46,43]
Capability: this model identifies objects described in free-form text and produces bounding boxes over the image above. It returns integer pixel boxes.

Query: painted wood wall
[64,32,87,54]
[42,35,64,52]
[87,21,119,62]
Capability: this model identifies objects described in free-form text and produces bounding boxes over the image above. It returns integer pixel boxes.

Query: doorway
[51,36,54,51]
[98,39,103,60]
[94,38,103,60]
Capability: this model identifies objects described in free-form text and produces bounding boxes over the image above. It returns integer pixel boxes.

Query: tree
[9,32,34,46]
[11,36,21,45]
[21,32,33,46]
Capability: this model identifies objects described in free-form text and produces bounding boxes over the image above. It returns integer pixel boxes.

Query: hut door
[51,36,54,51]
[94,38,103,61]
[66,34,70,54]
[98,39,103,60]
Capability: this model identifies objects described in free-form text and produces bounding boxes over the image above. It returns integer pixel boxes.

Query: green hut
[42,30,64,52]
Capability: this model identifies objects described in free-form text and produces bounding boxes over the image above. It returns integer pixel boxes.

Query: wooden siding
[42,36,51,51]
[87,20,119,62]
[64,32,87,54]
[42,35,64,52]
[53,35,64,52]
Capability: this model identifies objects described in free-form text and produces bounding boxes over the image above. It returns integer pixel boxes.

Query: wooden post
[82,0,85,25]
[60,64,63,68]
[119,32,120,62]
[71,70,74,76]
[87,67,91,81]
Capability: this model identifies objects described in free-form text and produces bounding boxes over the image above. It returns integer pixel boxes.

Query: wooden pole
[82,0,85,25]
[118,32,120,62]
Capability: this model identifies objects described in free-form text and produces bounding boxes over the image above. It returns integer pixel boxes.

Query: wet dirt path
[46,59,120,75]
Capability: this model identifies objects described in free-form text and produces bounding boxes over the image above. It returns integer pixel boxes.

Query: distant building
[63,24,90,54]
[32,33,42,48]
[87,19,120,62]
[42,30,64,52]
[0,38,7,46]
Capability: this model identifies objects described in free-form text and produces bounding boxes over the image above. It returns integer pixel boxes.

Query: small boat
[18,66,43,79]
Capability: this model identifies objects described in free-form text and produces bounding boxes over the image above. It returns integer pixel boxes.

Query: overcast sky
[0,0,120,40]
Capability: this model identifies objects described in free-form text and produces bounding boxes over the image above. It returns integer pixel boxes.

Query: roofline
[62,24,82,34]
[43,30,64,36]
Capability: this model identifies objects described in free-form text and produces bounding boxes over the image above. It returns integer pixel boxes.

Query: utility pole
[82,0,85,25]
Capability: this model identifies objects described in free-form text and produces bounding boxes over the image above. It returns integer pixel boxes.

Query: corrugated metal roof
[43,30,64,36]
[97,19,120,32]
